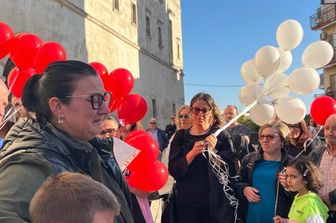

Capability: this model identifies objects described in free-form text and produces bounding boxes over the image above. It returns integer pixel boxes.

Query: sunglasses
[179,114,189,119]
[149,122,156,124]
[66,92,111,110]
[99,128,116,135]
[259,133,279,141]
[190,107,211,115]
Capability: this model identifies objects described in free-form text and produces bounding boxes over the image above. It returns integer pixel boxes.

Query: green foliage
[238,115,259,132]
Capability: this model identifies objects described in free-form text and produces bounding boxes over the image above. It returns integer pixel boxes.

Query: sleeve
[329,188,336,205]
[0,153,52,222]
[168,129,189,180]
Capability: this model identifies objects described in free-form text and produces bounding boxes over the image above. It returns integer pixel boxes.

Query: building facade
[0,0,184,128]
[310,0,336,98]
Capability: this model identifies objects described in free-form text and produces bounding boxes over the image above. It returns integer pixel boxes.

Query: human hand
[273,215,285,223]
[205,134,217,151]
[191,140,207,156]
[278,171,288,190]
[243,186,261,203]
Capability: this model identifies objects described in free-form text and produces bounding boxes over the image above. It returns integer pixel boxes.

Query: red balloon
[10,33,42,70]
[117,94,147,124]
[109,96,123,112]
[34,41,67,73]
[7,67,36,97]
[106,68,134,99]
[126,161,169,192]
[0,22,14,59]
[310,96,336,125]
[124,130,151,142]
[89,62,108,80]
[125,133,160,172]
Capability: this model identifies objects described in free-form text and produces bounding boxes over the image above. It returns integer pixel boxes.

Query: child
[273,157,328,223]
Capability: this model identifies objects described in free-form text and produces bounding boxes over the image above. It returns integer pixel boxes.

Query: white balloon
[277,48,293,73]
[250,101,275,126]
[263,73,289,99]
[276,19,303,50]
[239,83,262,106]
[302,40,334,69]
[255,45,281,78]
[288,67,320,94]
[275,96,306,124]
[240,60,263,84]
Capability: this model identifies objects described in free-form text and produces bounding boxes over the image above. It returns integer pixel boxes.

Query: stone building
[0,0,184,128]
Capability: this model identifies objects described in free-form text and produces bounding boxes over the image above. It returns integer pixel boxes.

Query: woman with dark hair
[285,120,316,157]
[0,60,134,223]
[168,92,237,223]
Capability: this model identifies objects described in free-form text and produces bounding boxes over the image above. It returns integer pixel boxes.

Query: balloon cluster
[239,19,334,125]
[0,22,67,97]
[89,62,147,124]
[124,130,168,192]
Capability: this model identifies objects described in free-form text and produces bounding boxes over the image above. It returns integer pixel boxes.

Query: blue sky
[181,1,323,113]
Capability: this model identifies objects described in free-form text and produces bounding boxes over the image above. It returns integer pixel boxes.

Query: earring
[57,114,64,124]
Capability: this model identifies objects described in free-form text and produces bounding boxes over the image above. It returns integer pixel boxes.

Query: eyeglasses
[149,122,156,124]
[66,92,111,110]
[190,107,211,115]
[287,124,301,129]
[259,133,279,141]
[179,114,189,119]
[99,128,116,136]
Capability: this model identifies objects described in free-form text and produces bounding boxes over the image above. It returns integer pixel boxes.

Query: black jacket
[235,148,293,222]
[0,118,133,223]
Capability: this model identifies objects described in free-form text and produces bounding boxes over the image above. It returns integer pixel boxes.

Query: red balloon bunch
[89,62,109,79]
[118,94,147,124]
[124,130,168,192]
[310,95,336,125]
[7,67,36,97]
[0,22,14,59]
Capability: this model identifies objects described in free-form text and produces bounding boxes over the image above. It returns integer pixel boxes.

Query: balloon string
[7,70,19,97]
[214,100,257,137]
[202,147,239,223]
[0,106,22,130]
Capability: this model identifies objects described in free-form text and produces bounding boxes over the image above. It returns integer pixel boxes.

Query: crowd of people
[0,60,334,223]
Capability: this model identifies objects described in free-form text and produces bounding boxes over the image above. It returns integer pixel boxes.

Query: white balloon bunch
[239,19,334,125]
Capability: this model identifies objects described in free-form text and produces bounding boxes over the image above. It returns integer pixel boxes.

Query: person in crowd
[147,117,169,160]
[165,115,177,140]
[120,121,154,223]
[0,60,134,223]
[308,118,318,139]
[285,120,316,157]
[223,104,252,168]
[168,93,237,223]
[176,105,193,130]
[11,96,28,122]
[273,157,328,223]
[98,114,121,139]
[0,79,8,122]
[29,172,120,223]
[236,121,293,223]
[309,114,336,223]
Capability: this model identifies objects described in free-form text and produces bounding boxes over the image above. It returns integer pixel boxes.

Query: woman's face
[59,75,110,142]
[288,123,301,140]
[98,119,120,139]
[178,108,192,129]
[259,127,282,154]
[190,99,212,127]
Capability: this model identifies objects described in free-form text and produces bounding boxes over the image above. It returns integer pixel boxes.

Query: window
[131,3,137,24]
[113,0,119,11]
[172,103,176,114]
[177,42,180,59]
[152,99,157,117]
[158,27,163,48]
[168,19,173,64]
[146,16,151,37]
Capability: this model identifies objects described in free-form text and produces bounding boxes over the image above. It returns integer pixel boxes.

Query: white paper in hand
[113,137,140,171]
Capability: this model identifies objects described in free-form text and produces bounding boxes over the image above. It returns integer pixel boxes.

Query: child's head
[29,172,120,223]
[286,156,323,194]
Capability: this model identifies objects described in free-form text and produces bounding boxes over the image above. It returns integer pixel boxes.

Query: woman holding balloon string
[236,121,293,223]
[284,120,316,158]
[169,93,237,223]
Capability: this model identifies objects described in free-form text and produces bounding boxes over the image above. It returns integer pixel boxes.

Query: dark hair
[29,172,120,223]
[287,157,323,193]
[190,92,223,127]
[22,60,97,123]
[286,120,310,147]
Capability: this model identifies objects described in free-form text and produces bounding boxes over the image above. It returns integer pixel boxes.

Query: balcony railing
[310,3,336,30]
